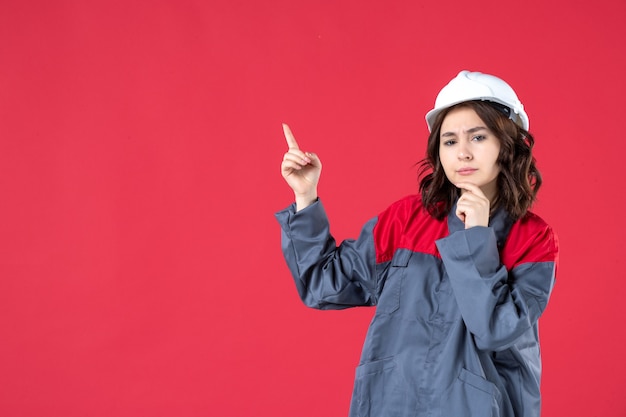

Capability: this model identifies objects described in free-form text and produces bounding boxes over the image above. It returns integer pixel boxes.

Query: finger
[281,159,304,173]
[455,182,487,198]
[304,151,320,167]
[457,193,483,204]
[282,123,300,150]
[455,206,466,223]
[455,182,480,193]
[283,150,311,165]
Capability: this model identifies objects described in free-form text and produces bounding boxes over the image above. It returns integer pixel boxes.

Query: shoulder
[375,195,435,235]
[502,211,559,268]
[374,195,445,263]
[378,194,426,221]
[509,211,557,245]
[373,195,424,263]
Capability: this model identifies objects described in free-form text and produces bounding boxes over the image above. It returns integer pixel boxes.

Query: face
[438,106,501,201]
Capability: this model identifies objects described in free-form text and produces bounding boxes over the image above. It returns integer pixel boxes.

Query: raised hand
[455,183,491,229]
[281,124,322,211]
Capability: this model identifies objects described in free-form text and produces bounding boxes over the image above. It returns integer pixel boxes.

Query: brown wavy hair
[418,100,542,221]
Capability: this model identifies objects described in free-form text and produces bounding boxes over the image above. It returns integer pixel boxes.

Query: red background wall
[1,0,624,416]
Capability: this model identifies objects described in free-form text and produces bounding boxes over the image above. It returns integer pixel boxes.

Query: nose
[458,143,472,160]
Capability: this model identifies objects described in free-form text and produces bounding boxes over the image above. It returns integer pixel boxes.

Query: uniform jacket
[276,195,558,417]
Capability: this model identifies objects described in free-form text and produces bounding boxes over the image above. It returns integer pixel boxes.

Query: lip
[457,168,478,175]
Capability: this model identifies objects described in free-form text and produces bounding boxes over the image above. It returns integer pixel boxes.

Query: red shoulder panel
[373,195,447,264]
[501,212,559,271]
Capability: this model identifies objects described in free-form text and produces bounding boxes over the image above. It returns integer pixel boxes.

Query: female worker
[276,70,558,417]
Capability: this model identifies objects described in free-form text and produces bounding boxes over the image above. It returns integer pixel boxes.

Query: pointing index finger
[282,123,300,150]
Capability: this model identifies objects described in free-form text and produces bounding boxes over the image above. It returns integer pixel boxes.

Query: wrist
[295,192,318,211]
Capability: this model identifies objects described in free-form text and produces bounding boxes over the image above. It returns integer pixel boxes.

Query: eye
[442,139,456,146]
[472,135,486,142]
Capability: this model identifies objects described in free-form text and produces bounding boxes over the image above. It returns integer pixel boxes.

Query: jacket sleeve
[275,199,379,310]
[435,221,558,351]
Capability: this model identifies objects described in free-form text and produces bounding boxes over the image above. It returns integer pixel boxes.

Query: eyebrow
[440,126,488,137]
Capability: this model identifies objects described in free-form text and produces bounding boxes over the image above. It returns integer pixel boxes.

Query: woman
[276,70,558,417]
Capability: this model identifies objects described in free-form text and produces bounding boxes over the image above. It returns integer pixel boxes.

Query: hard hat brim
[425,97,529,132]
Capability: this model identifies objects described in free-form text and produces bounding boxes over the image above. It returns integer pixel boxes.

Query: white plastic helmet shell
[425,70,529,132]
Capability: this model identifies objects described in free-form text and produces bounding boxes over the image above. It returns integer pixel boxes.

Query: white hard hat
[425,70,529,132]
